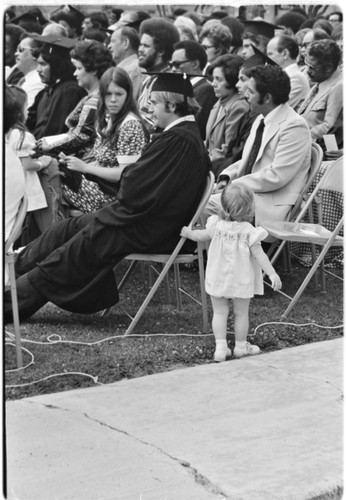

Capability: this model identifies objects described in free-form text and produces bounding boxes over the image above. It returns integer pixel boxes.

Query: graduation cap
[65,5,85,24]
[150,72,194,98]
[11,8,48,26]
[31,34,77,57]
[241,20,283,39]
[242,44,278,69]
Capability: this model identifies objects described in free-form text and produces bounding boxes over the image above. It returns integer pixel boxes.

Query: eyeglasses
[304,60,326,72]
[301,42,311,49]
[168,60,192,69]
[202,44,215,50]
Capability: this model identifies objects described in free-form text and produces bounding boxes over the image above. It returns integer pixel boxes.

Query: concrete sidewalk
[5,338,343,500]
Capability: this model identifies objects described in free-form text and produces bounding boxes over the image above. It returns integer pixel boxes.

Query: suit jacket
[118,54,146,101]
[299,68,343,149]
[193,77,217,140]
[205,93,250,158]
[285,63,310,112]
[221,103,312,226]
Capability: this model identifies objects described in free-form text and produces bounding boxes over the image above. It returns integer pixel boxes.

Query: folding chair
[105,171,215,335]
[262,158,343,318]
[5,193,28,368]
[266,142,324,275]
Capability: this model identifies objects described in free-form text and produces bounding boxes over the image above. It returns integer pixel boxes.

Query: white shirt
[20,69,45,108]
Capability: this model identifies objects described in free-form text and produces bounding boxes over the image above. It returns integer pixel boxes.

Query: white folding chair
[5,193,28,368]
[262,158,343,318]
[103,171,215,335]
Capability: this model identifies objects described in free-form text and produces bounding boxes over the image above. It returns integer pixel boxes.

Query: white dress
[205,215,268,299]
[8,129,47,212]
[5,139,26,285]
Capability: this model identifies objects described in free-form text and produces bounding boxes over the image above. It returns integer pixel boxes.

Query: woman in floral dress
[63,66,149,213]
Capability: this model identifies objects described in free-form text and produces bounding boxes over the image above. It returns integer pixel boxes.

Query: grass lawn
[5,257,343,400]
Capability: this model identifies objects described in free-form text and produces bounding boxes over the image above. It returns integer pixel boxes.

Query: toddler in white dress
[181,183,282,362]
[7,86,52,213]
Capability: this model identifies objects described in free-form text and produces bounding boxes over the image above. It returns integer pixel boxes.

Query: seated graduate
[4,72,211,321]
[26,35,86,141]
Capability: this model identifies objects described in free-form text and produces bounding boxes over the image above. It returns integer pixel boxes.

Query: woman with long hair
[62,66,149,214]
[36,40,113,159]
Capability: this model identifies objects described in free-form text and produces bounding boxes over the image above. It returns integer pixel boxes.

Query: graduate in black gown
[26,35,86,140]
[5,73,211,321]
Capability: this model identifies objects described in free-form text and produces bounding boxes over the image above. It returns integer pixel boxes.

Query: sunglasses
[168,60,192,69]
[304,60,326,72]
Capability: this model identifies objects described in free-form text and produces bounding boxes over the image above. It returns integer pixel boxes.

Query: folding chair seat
[102,171,215,335]
[262,157,343,318]
[5,193,28,368]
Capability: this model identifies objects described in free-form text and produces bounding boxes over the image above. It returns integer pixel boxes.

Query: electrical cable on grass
[5,321,343,390]
[5,372,103,388]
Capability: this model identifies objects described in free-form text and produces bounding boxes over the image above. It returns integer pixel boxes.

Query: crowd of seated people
[4,5,343,322]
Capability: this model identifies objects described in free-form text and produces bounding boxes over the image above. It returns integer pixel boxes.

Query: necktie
[299,84,319,115]
[243,118,265,176]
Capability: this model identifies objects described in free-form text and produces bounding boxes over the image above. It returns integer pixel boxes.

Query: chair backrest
[295,156,342,223]
[5,193,28,254]
[319,156,343,193]
[188,170,215,228]
[289,142,324,222]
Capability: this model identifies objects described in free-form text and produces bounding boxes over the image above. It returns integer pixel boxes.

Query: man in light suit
[108,26,145,101]
[204,65,311,231]
[266,34,310,111]
[298,39,343,155]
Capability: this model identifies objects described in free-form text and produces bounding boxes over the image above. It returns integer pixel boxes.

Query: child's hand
[180,226,190,238]
[36,138,50,152]
[269,273,282,291]
[38,155,52,169]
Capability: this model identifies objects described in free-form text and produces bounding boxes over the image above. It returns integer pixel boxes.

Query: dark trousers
[5,213,96,322]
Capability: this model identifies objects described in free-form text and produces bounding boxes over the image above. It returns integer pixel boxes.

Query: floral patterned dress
[63,112,147,213]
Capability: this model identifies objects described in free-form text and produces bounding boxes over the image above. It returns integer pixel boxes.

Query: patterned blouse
[44,90,99,158]
[63,112,148,214]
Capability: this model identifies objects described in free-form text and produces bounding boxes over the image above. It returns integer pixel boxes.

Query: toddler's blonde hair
[220,183,255,222]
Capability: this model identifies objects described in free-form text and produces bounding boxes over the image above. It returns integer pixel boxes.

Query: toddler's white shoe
[214,347,232,362]
[233,342,260,359]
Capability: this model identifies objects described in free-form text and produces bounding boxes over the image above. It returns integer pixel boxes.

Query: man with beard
[137,18,180,131]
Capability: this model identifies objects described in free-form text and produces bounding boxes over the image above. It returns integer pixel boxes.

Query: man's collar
[164,115,195,131]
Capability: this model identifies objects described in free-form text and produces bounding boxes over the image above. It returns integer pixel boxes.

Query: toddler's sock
[216,339,228,349]
[235,340,246,351]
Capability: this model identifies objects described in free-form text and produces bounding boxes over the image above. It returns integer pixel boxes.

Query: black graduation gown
[16,120,211,313]
[27,79,86,140]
